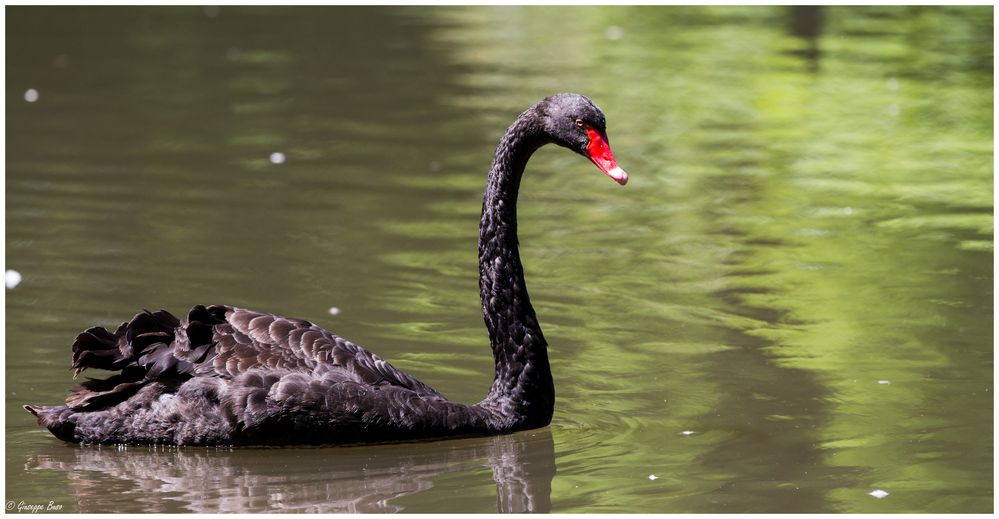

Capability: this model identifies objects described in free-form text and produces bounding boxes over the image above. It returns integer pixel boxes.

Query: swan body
[25,93,628,446]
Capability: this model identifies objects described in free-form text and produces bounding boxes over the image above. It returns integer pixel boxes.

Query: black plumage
[24,93,627,446]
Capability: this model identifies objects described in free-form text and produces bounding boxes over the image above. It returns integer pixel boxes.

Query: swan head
[538,93,628,186]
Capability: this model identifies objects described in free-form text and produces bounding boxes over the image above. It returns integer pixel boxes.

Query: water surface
[6,6,993,513]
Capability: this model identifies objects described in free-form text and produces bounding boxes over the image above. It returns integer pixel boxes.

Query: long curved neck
[476,110,555,429]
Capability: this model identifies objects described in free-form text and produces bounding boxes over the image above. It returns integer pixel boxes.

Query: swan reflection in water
[24,428,555,513]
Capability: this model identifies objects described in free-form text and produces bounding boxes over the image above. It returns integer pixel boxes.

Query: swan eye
[575,119,584,128]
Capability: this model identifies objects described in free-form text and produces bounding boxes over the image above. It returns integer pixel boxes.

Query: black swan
[24,93,628,446]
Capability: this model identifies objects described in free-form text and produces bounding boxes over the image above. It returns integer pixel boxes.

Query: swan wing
[67,304,442,411]
[206,306,442,395]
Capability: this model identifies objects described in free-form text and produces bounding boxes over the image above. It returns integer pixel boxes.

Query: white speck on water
[328,306,340,316]
[681,430,696,436]
[24,89,39,103]
[887,77,899,91]
[269,152,286,164]
[605,25,623,40]
[204,5,220,18]
[878,380,891,385]
[5,270,23,289]
[869,489,889,499]
[429,161,442,172]
[843,207,853,215]
[648,474,658,481]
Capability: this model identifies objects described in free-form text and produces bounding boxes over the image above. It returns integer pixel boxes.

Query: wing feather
[201,306,442,398]
[65,304,445,411]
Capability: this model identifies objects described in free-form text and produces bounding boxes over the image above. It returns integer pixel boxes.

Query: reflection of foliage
[421,5,992,513]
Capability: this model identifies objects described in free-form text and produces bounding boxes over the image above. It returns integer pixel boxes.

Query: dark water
[5,6,993,513]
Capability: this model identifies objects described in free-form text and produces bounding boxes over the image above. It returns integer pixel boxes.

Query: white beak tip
[608,166,629,185]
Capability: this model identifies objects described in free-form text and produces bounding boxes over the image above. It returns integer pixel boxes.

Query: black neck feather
[476,109,555,428]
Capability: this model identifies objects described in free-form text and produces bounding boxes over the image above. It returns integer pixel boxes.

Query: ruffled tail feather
[67,309,181,410]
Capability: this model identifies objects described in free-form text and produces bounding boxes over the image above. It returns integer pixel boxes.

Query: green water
[5,6,993,513]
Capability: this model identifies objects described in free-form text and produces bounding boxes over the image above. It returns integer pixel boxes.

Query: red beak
[584,127,628,185]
